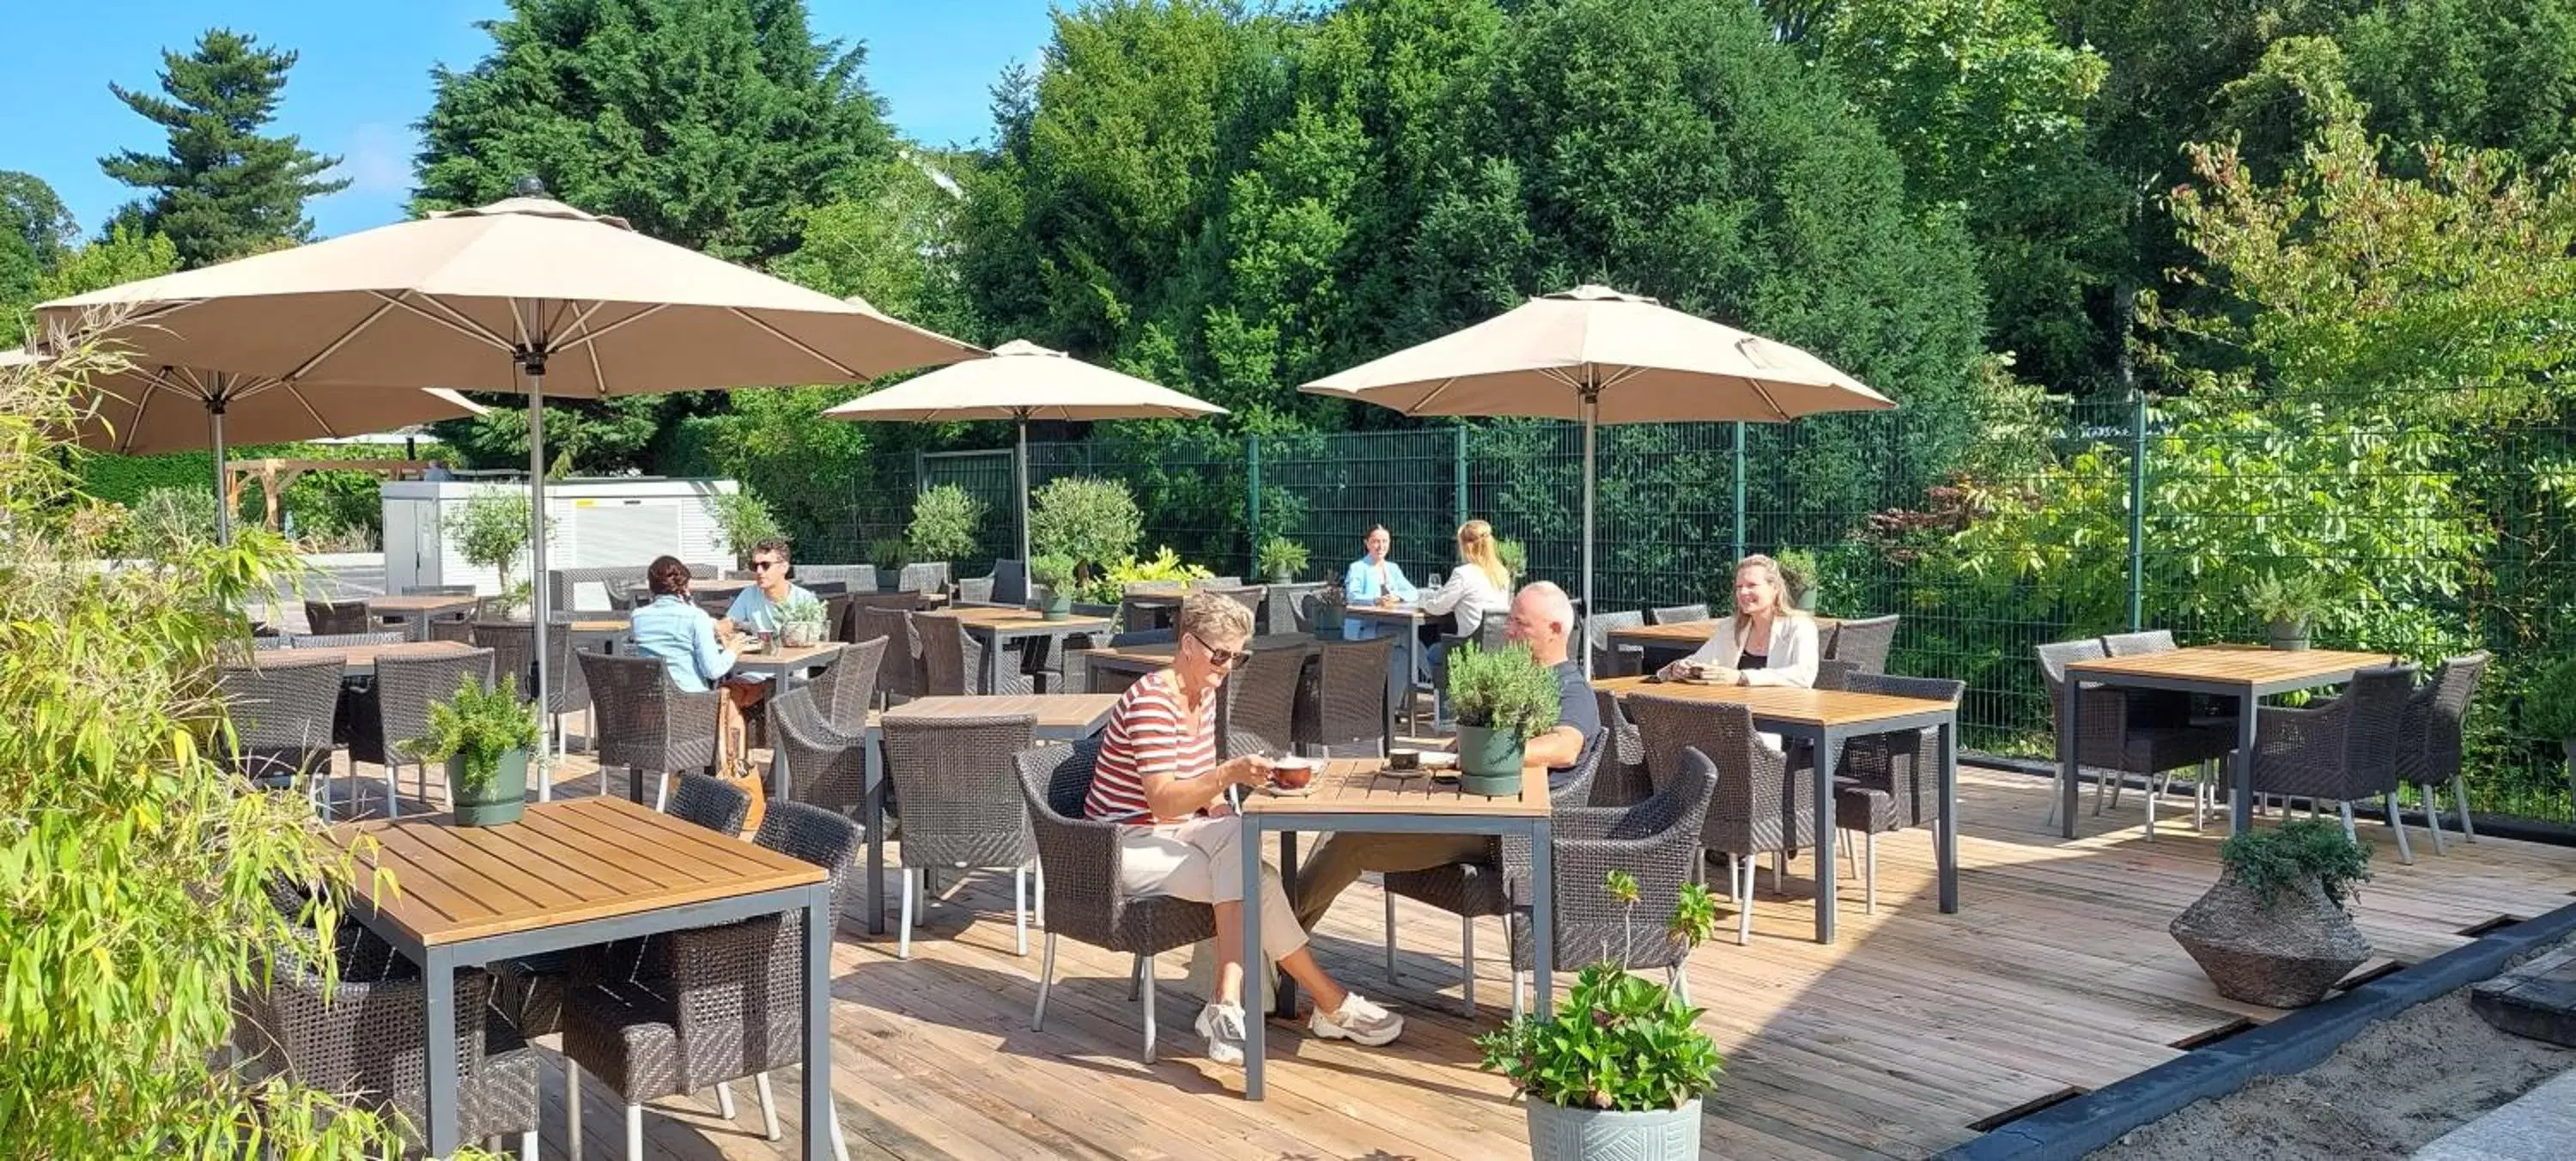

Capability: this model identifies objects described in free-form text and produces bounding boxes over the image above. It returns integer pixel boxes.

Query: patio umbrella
[1298,285,1894,669]
[0,350,486,543]
[33,190,981,796]
[822,338,1225,563]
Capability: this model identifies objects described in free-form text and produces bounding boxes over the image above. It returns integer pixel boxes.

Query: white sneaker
[1195,1001,1248,1066]
[1309,994,1405,1047]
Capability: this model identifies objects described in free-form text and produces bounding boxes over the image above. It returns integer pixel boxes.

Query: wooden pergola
[222,458,444,532]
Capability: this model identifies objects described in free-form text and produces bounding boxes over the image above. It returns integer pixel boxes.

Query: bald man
[1291,581,1602,931]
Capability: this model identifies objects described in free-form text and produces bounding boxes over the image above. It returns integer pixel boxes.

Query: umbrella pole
[208,398,232,546]
[1017,413,1032,567]
[526,353,553,803]
[1581,386,1598,678]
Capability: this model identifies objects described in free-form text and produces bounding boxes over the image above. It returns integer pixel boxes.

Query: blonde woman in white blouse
[1658,554,1820,688]
[1422,520,1513,640]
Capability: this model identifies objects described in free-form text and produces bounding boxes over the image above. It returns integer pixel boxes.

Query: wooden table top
[331,796,823,947]
[1608,616,1845,647]
[2065,645,2393,685]
[1345,603,1427,621]
[564,617,629,634]
[1593,675,1955,728]
[1239,757,1550,818]
[691,578,754,596]
[364,593,478,616]
[730,641,844,674]
[876,693,1122,734]
[935,606,1114,634]
[1077,634,1315,668]
[277,639,478,672]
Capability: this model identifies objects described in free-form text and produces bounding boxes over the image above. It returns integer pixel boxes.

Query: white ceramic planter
[1524,1097,1701,1161]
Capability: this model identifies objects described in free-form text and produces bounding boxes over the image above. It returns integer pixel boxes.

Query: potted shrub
[406,675,543,826]
[1312,575,1347,635]
[1773,548,1820,611]
[2245,573,2324,651]
[776,592,829,647]
[1030,476,1145,594]
[1257,535,1309,585]
[1029,553,1077,620]
[1496,536,1529,580]
[2524,657,2576,817]
[1444,641,1562,796]
[2169,818,2372,1007]
[907,483,986,570]
[866,536,908,587]
[711,489,783,571]
[447,489,548,616]
[1479,872,1724,1160]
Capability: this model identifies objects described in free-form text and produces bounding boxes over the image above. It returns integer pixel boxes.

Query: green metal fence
[848,399,2575,824]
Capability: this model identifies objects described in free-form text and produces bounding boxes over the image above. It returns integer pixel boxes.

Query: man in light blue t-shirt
[715,538,817,684]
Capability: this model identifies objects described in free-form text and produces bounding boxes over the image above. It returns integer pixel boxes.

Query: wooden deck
[323,752,2576,1159]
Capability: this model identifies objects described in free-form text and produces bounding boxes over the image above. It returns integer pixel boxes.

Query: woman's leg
[1207,900,1247,1008]
[1275,946,1347,1015]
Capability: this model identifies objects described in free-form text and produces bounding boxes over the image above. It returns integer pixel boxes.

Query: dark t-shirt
[1550,659,1605,791]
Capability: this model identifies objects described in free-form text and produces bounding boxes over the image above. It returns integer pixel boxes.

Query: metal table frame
[963,617,1111,695]
[343,876,836,1159]
[1765,708,1960,943]
[1236,806,1554,1101]
[2057,659,2378,838]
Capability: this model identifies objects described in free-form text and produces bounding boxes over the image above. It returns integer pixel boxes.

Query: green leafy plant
[2523,657,2576,742]
[404,674,542,796]
[1495,536,1528,579]
[125,484,219,556]
[1256,535,1309,580]
[2220,818,2372,910]
[2245,572,2326,624]
[1029,476,1143,584]
[711,489,783,568]
[1028,552,1077,589]
[447,488,545,594]
[1772,548,1820,609]
[1477,872,1724,1112]
[777,591,828,629]
[907,483,986,563]
[1443,641,1560,741]
[866,535,908,572]
[1078,545,1213,605]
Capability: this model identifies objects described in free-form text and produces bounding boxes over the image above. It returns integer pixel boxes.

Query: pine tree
[97,29,347,269]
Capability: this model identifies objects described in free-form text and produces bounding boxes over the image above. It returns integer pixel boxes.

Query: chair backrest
[2401,652,2489,787]
[1625,693,1802,854]
[372,648,498,757]
[1201,585,1267,618]
[1814,659,1858,691]
[1510,747,1719,970]
[1586,611,1645,677]
[1017,739,1103,823]
[806,581,849,599]
[303,599,372,635]
[752,800,864,920]
[2101,629,2177,657]
[1826,614,1899,673]
[1845,671,1965,708]
[794,563,878,593]
[665,772,750,836]
[914,611,974,696]
[854,605,922,699]
[1265,581,1323,635]
[579,650,717,773]
[1309,635,1394,755]
[426,619,477,645]
[471,621,536,697]
[290,631,407,648]
[1591,688,1649,806]
[990,558,1030,606]
[1222,645,1305,758]
[549,566,640,613]
[1649,604,1710,626]
[808,636,888,733]
[850,590,927,612]
[879,713,1038,869]
[2337,664,2421,782]
[2033,638,2107,693]
[216,656,345,769]
[1117,595,1169,635]
[770,685,870,814]
[897,562,949,594]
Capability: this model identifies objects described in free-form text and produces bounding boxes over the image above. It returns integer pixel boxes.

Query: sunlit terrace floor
[319,751,2576,1160]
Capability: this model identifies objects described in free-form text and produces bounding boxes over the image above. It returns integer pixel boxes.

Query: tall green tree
[0,173,78,318]
[3,227,179,350]
[98,29,348,270]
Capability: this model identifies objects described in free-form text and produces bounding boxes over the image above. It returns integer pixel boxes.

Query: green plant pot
[1313,601,1346,635]
[1270,568,1295,586]
[447,750,529,826]
[2267,617,2311,652]
[1454,725,1525,797]
[1039,587,1073,622]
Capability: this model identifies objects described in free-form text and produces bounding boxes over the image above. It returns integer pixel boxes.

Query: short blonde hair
[1176,589,1253,643]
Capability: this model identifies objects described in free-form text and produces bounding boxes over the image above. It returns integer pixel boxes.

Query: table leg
[865,732,887,936]
[1813,729,1839,945]
[1530,818,1555,1018]
[2059,681,2081,839]
[802,884,835,1161]
[422,945,460,1158]
[1242,817,1268,1101]
[1271,831,1301,1020]
[1937,718,1959,914]
[2232,690,2258,835]
[982,631,1000,696]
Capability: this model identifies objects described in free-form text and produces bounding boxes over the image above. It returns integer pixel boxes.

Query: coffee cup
[1273,759,1314,790]
[1387,747,1420,770]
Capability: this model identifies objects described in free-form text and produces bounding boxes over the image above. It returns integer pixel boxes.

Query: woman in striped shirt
[1086,592,1406,1067]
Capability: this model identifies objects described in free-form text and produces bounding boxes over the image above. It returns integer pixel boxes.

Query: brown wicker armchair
[1825,614,1899,674]
[470,620,592,757]
[1591,688,1651,806]
[769,684,871,822]
[1649,603,1710,625]
[881,712,1040,958]
[2250,664,2418,848]
[2037,638,2233,839]
[1500,746,1718,1016]
[1585,610,1646,677]
[1829,672,1964,914]
[577,652,720,807]
[1265,581,1325,635]
[1221,643,1307,760]
[303,599,372,635]
[216,655,345,807]
[805,636,888,739]
[1302,635,1394,757]
[2397,653,2489,857]
[1017,739,1218,1063]
[1625,694,1814,945]
[854,605,924,703]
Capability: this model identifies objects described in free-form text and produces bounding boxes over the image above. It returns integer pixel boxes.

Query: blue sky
[0,1,1057,240]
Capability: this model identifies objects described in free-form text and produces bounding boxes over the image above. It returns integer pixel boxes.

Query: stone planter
[2266,617,2312,652]
[1312,597,1346,635]
[1269,568,1296,586]
[2170,869,2370,1008]
[1455,724,1525,797]
[447,751,530,827]
[781,620,824,647]
[1525,1097,1701,1161]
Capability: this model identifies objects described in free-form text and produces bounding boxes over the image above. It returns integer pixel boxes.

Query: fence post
[2127,389,2148,632]
[1731,421,1747,563]
[1453,425,1469,530]
[911,448,927,497]
[1245,434,1262,574]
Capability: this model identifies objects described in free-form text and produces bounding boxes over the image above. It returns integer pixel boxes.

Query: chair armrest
[2255,701,2347,757]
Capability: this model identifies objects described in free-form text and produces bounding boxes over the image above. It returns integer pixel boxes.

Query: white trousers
[1119,815,1308,957]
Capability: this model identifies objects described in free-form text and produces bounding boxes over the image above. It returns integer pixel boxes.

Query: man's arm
[1522,724,1585,768]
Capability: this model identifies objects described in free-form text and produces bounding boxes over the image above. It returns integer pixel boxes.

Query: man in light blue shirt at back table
[1340,524,1419,641]
[715,537,817,642]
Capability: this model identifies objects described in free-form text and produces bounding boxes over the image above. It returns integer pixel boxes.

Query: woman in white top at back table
[1421,520,1512,672]
[1659,554,1820,689]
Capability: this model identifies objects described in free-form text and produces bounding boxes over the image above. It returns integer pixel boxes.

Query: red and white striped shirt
[1084,668,1218,824]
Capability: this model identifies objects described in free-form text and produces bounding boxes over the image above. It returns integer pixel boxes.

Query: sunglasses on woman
[1188,631,1252,669]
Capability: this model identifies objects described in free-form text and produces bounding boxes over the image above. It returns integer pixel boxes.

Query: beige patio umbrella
[33,189,982,800]
[823,338,1225,563]
[1299,284,1894,666]
[0,350,485,542]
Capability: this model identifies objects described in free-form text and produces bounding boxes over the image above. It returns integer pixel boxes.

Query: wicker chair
[1117,591,1176,635]
[427,619,477,645]
[559,801,860,1161]
[347,648,496,820]
[1649,604,1710,626]
[303,599,372,635]
[665,771,752,837]
[216,656,345,808]
[1378,743,1607,1015]
[805,636,887,740]
[2037,638,2235,838]
[795,563,877,593]
[1017,739,1218,1063]
[578,652,720,808]
[1625,694,1814,945]
[290,630,408,649]
[1218,644,1307,761]
[1827,672,1964,914]
[854,605,925,703]
[882,713,1042,957]
[1303,635,1394,757]
[769,684,871,820]
[2100,629,2224,759]
[897,562,949,595]
[2250,664,2419,847]
[1592,688,1651,806]
[969,558,1029,606]
[1585,610,1646,677]
[549,567,639,614]
[1072,629,1174,695]
[2396,653,2489,858]
[1498,748,1719,1016]
[917,611,1019,696]
[1265,581,1324,635]
[470,620,592,757]
[1202,584,1267,619]
[1825,614,1899,674]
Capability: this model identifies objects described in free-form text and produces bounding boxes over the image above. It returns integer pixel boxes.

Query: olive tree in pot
[1772,548,1820,612]
[2170,818,2372,1007]
[1445,641,1561,797]
[1496,537,1529,582]
[2245,573,2325,652]
[1257,535,1309,585]
[711,489,784,573]
[1029,554,1077,620]
[407,675,544,826]
[2524,657,2576,821]
[908,483,986,579]
[1029,476,1143,595]
[1479,871,1724,1161]
[447,489,544,617]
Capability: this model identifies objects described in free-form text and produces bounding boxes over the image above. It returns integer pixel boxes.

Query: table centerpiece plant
[1029,553,1077,620]
[776,592,829,647]
[2245,572,2325,651]
[1444,641,1561,796]
[406,674,544,826]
